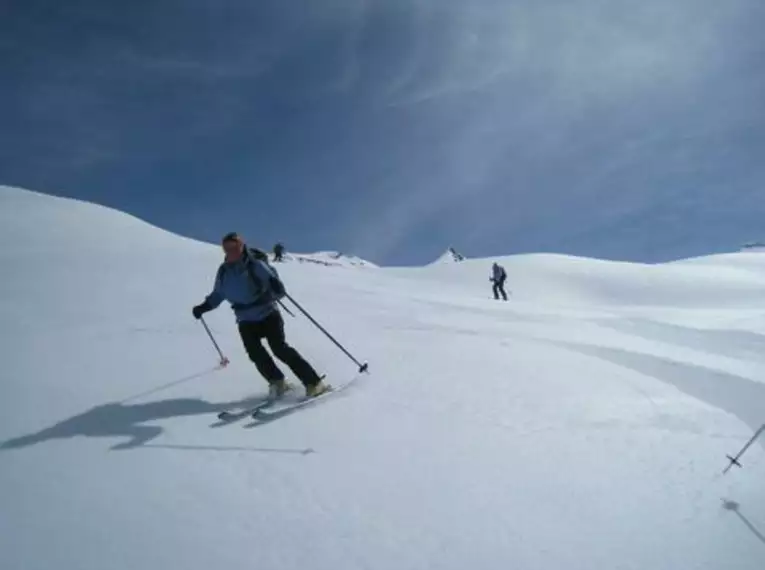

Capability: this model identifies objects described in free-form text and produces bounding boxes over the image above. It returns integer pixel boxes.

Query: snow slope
[2,186,765,570]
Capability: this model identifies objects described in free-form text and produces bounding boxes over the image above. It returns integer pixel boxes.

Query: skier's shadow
[723,500,765,547]
[0,395,264,451]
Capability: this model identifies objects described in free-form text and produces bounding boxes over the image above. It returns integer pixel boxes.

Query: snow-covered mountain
[429,247,467,265]
[283,250,378,268]
[2,186,765,570]
[740,242,765,253]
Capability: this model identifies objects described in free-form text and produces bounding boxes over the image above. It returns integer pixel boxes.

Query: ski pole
[200,316,230,368]
[277,299,296,318]
[285,293,369,373]
[724,424,765,474]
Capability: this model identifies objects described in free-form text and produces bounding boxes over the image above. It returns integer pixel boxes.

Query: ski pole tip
[359,362,369,373]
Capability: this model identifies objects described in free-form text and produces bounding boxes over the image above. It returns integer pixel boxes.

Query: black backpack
[248,247,269,262]
[243,247,285,298]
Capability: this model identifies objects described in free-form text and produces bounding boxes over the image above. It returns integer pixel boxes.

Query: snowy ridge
[280,250,378,268]
[1,186,765,570]
[429,246,467,265]
[740,242,765,252]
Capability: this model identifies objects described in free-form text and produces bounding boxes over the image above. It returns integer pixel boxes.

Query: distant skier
[273,242,285,262]
[449,247,465,262]
[192,232,328,400]
[490,262,508,301]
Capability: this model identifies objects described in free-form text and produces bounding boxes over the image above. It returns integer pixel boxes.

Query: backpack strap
[240,248,264,293]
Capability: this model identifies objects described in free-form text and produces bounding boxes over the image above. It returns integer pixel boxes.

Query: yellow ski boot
[305,380,330,398]
[268,378,294,401]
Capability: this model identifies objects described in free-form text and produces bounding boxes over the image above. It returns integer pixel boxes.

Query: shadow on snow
[0,369,277,451]
[723,500,765,547]
[553,340,765,443]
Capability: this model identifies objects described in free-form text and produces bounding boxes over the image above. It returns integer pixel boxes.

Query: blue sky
[2,0,764,265]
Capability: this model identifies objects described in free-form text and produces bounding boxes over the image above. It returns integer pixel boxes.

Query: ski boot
[305,380,330,398]
[268,378,294,401]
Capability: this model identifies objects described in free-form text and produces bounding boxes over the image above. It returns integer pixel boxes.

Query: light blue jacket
[205,251,285,323]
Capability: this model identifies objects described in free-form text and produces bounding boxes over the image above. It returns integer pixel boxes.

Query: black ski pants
[238,310,322,387]
[493,277,508,301]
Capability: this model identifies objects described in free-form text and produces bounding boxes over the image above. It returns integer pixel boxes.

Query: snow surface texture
[1,185,765,570]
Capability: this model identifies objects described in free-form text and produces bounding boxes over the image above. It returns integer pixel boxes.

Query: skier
[449,247,465,262]
[273,242,285,262]
[490,262,508,301]
[192,232,329,400]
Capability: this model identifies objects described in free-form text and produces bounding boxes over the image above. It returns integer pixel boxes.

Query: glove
[192,302,211,320]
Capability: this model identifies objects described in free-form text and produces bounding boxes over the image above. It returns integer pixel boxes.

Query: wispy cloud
[118,50,273,81]
[2,0,762,264]
[335,0,765,262]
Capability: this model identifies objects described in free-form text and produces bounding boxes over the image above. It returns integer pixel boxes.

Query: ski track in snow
[1,186,765,570]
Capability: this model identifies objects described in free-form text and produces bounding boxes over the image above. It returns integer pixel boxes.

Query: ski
[216,376,326,423]
[245,375,367,426]
[242,376,360,428]
[251,384,336,419]
[216,399,274,422]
